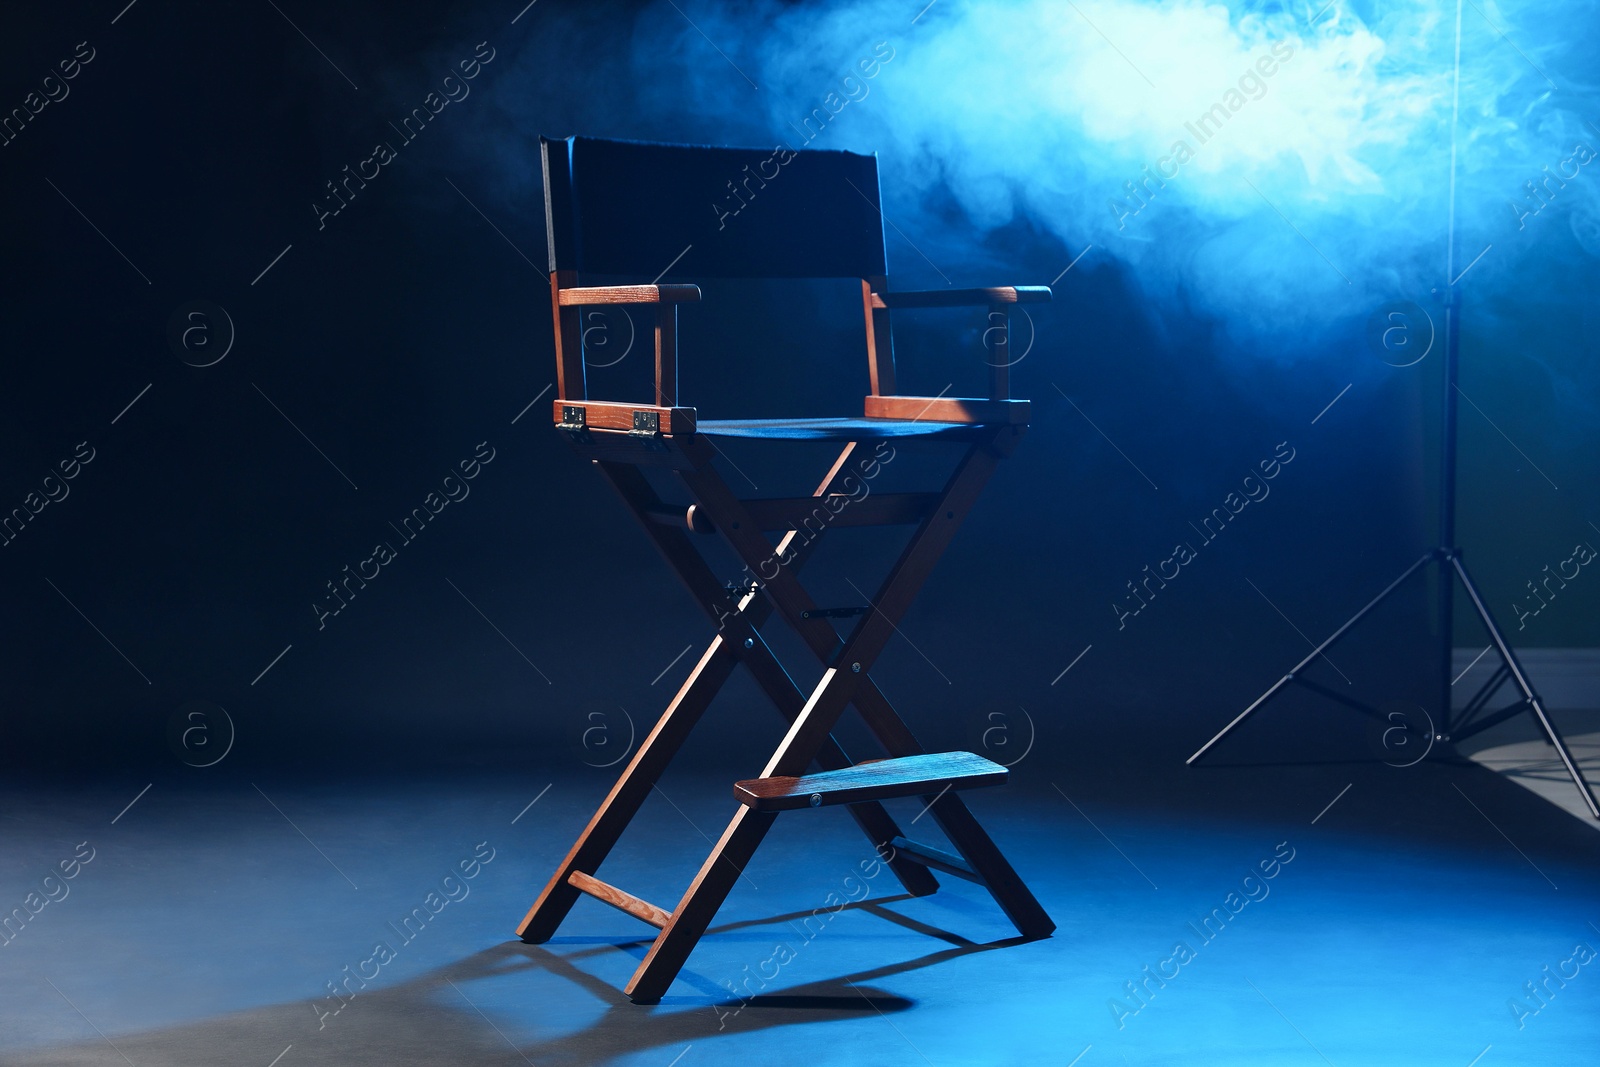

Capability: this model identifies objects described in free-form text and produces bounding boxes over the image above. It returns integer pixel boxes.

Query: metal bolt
[851,662,861,673]
[743,637,754,649]
[809,793,823,808]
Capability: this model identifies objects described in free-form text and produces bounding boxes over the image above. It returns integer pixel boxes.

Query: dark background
[5,0,1589,782]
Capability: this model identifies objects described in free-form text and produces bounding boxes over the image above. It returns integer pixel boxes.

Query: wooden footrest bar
[888,836,981,883]
[568,871,671,929]
[733,751,1007,813]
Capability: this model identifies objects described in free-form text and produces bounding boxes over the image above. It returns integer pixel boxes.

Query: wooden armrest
[870,285,1051,310]
[557,284,702,306]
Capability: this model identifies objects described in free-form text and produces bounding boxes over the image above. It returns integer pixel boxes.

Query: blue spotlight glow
[633,0,1600,348]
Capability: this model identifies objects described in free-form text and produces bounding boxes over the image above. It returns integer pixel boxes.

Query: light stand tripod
[1186,0,1600,819]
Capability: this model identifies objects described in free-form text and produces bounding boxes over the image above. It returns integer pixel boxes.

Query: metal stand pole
[1187,0,1596,816]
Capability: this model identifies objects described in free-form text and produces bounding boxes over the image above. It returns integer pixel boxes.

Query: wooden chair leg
[678,433,1001,662]
[625,805,778,1003]
[681,431,1053,935]
[623,579,934,999]
[681,431,1003,778]
[594,459,939,898]
[737,629,938,896]
[926,792,1055,939]
[518,637,739,942]
[530,431,1049,1000]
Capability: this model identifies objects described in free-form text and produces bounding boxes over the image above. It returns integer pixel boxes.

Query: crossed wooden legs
[519,428,1052,1002]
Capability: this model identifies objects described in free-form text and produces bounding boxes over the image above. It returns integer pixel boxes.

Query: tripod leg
[1451,554,1600,819]
[1187,551,1437,764]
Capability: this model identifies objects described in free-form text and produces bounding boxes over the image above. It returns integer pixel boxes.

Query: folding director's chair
[520,135,1055,1003]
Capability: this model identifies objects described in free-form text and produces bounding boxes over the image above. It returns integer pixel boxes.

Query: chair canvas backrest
[542,135,888,280]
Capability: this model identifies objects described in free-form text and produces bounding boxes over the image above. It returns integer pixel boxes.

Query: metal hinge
[558,405,588,434]
[629,409,663,445]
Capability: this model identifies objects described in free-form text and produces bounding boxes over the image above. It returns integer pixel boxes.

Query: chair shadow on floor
[11,896,1027,1066]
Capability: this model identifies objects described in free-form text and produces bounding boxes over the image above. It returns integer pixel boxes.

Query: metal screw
[743,637,754,649]
[809,793,823,807]
[851,662,861,673]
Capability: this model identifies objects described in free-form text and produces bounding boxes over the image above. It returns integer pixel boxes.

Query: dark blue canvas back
[542,135,888,280]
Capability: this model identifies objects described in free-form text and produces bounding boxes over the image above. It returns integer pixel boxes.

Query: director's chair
[520,135,1055,1002]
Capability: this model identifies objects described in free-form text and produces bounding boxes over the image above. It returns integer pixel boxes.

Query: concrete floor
[3,747,1598,1066]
